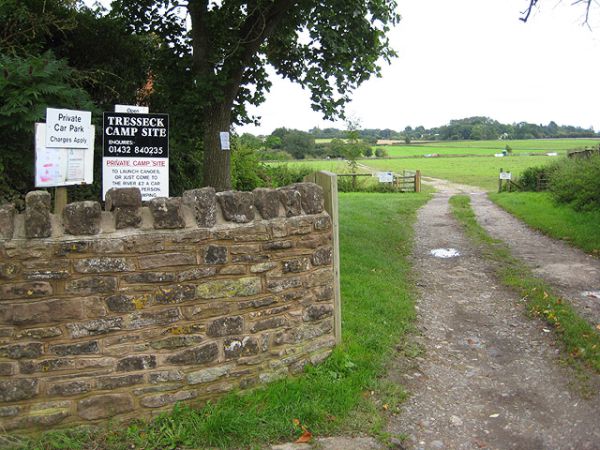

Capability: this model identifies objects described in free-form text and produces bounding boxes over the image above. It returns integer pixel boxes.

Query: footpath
[274,179,600,450]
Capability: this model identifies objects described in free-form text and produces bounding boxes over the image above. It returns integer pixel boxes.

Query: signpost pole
[498,168,503,193]
[54,187,68,215]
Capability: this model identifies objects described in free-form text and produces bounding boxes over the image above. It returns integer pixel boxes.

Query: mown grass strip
[449,195,600,373]
[489,192,600,256]
[9,192,429,450]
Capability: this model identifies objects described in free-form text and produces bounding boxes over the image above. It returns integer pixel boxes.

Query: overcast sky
[238,0,600,135]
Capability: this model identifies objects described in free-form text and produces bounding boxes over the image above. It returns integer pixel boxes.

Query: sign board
[220,131,230,150]
[547,152,558,157]
[494,153,505,158]
[115,104,149,114]
[376,172,394,183]
[499,171,512,180]
[45,108,92,149]
[102,112,169,201]
[35,123,95,187]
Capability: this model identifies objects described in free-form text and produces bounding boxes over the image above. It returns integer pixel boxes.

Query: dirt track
[387,179,600,450]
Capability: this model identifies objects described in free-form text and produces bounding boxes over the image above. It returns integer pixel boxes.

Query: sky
[237,0,600,135]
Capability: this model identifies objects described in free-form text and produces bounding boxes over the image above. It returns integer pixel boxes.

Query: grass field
[378,139,600,158]
[361,155,559,191]
[489,192,600,256]
[8,193,429,450]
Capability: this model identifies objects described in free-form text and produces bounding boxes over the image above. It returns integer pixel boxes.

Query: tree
[112,0,400,191]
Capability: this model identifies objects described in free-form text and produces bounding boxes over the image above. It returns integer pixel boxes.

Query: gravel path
[388,180,600,450]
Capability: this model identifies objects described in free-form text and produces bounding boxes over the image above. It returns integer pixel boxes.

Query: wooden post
[304,171,342,346]
[498,168,503,193]
[54,187,68,215]
[415,170,421,193]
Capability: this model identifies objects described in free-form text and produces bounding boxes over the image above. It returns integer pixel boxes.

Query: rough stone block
[0,362,16,376]
[26,190,51,210]
[282,257,311,273]
[183,187,217,227]
[207,316,244,337]
[126,308,181,329]
[123,272,177,284]
[66,317,124,338]
[311,246,333,266]
[166,342,219,365]
[290,182,324,214]
[187,364,234,384]
[203,245,227,264]
[97,374,144,390]
[314,285,334,302]
[0,281,53,300]
[216,191,255,223]
[177,267,217,282]
[224,337,260,359]
[303,304,334,321]
[149,197,185,229]
[0,342,43,359]
[0,203,16,239]
[149,370,184,384]
[0,379,38,402]
[196,277,261,299]
[65,276,117,295]
[77,393,134,420]
[105,187,142,211]
[140,390,197,408]
[253,188,282,219]
[74,257,134,273]
[25,210,52,238]
[115,207,142,229]
[314,215,331,230]
[277,187,302,217]
[251,316,288,333]
[155,284,196,304]
[47,381,92,396]
[116,355,156,372]
[63,201,102,235]
[138,252,196,269]
[150,335,203,350]
[50,341,99,356]
[7,299,84,326]
[106,293,149,312]
[0,262,20,280]
[21,401,70,427]
[266,276,303,293]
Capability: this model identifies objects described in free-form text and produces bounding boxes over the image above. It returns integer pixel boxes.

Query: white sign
[547,152,558,157]
[220,131,230,150]
[45,108,92,149]
[494,153,505,158]
[35,123,95,187]
[102,112,169,201]
[376,172,394,183]
[115,104,149,114]
[499,172,512,180]
[103,158,168,200]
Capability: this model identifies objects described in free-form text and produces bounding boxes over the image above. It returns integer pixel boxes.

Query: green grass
[378,139,600,158]
[267,160,352,173]
[7,193,430,450]
[449,195,600,374]
[362,155,558,191]
[489,192,600,256]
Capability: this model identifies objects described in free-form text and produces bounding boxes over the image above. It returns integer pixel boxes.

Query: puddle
[582,291,600,299]
[430,248,461,258]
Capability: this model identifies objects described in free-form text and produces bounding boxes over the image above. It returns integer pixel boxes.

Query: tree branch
[188,0,210,77]
[520,0,539,22]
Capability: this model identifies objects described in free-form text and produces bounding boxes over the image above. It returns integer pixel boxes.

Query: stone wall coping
[0,183,325,240]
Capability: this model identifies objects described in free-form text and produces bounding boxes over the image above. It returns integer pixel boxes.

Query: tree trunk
[202,104,232,191]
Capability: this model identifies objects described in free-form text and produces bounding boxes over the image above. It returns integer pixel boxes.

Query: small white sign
[103,158,168,201]
[35,123,95,187]
[499,172,512,180]
[547,152,558,157]
[115,104,149,114]
[494,153,505,158]
[220,131,230,150]
[376,172,394,183]
[46,108,92,149]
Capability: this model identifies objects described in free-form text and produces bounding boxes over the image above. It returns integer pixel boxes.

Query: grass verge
[449,195,600,373]
[7,192,429,450]
[489,192,600,256]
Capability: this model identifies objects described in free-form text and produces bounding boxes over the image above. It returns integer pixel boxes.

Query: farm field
[361,155,558,191]
[378,138,600,158]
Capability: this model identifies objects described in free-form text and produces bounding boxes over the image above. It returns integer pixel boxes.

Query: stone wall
[0,183,335,431]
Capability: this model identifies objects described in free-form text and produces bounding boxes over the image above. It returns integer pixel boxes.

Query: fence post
[54,187,68,215]
[415,170,421,193]
[498,168,503,193]
[304,171,342,346]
